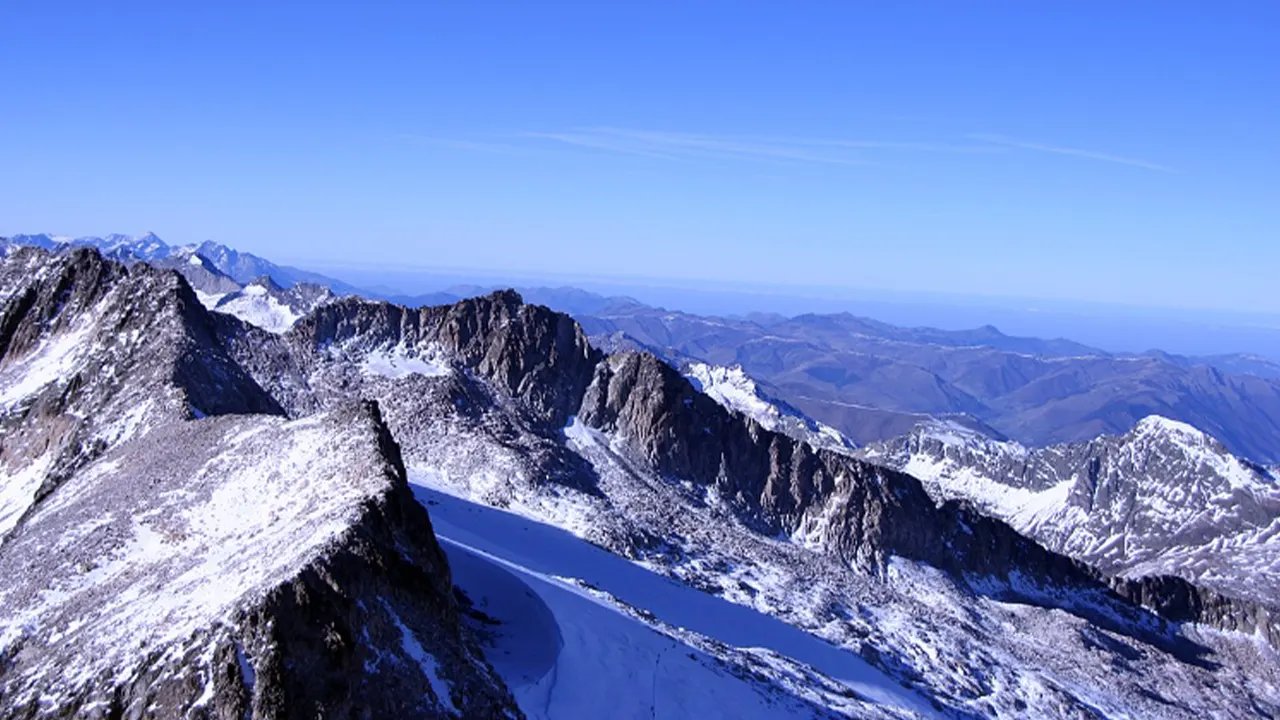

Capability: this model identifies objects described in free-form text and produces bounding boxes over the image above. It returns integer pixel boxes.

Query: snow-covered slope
[422,483,927,719]
[0,405,518,718]
[397,408,1279,718]
[684,362,854,453]
[863,416,1280,606]
[0,248,281,545]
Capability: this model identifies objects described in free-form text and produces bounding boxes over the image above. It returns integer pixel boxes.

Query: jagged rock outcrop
[294,291,602,426]
[0,248,282,540]
[574,352,1280,645]
[579,353,1100,582]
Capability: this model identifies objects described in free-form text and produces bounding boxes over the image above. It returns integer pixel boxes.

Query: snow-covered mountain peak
[1132,414,1211,442]
[910,418,1025,455]
[1118,414,1275,494]
[685,362,770,416]
[867,408,1280,607]
[209,277,334,334]
[683,361,854,452]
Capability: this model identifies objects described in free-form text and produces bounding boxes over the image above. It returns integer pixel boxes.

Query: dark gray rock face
[290,291,602,427]
[572,352,1280,653]
[579,353,1099,582]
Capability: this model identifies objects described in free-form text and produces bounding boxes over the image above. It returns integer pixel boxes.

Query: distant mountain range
[2,233,364,295]
[575,305,1280,464]
[6,232,1280,464]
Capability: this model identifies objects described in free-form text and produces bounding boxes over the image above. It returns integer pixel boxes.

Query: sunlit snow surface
[413,479,932,719]
[211,285,302,333]
[0,311,98,410]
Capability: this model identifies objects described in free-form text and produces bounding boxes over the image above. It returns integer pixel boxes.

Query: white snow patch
[685,363,780,422]
[213,291,300,333]
[0,317,97,409]
[360,348,450,379]
[684,363,854,451]
[193,290,229,309]
[0,454,54,538]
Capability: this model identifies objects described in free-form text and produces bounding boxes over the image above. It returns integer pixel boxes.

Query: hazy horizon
[9,227,1280,361]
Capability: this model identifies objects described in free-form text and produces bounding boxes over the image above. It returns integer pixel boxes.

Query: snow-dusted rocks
[0,247,280,543]
[3,247,1279,718]
[684,362,855,453]
[0,403,519,718]
[211,276,336,334]
[864,417,1280,595]
[863,416,1280,641]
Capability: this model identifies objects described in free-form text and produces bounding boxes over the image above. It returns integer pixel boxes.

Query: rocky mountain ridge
[197,257,1279,652]
[2,246,1277,717]
[8,232,1280,465]
[0,248,519,718]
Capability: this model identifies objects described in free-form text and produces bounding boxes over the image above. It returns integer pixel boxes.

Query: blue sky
[2,2,1277,313]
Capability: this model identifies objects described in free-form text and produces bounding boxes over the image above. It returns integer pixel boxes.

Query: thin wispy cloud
[404,127,1175,174]
[522,128,879,166]
[971,133,1175,173]
[397,134,531,155]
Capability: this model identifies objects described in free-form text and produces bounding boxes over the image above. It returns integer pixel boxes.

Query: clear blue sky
[2,2,1277,313]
